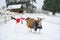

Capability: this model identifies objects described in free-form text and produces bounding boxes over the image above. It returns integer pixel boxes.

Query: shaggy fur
[25,17,43,32]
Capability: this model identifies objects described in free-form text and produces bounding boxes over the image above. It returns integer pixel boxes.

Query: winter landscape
[0,13,60,40]
[0,0,60,40]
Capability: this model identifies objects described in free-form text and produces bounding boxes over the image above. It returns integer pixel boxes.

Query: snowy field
[0,13,60,40]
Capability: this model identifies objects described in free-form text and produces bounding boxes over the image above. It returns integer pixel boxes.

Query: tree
[42,0,60,15]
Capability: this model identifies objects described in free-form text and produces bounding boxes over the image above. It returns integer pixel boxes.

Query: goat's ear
[25,18,27,20]
[25,17,27,20]
[25,17,30,20]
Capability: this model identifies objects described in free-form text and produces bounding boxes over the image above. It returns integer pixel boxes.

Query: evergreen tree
[42,0,60,15]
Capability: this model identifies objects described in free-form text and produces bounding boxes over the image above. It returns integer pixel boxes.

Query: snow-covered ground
[0,13,60,40]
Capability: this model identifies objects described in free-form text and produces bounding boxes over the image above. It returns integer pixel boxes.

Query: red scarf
[16,18,25,23]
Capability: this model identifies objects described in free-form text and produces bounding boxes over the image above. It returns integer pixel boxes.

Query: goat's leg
[39,29,41,34]
[39,25,42,34]
[27,27,30,32]
[30,28,32,32]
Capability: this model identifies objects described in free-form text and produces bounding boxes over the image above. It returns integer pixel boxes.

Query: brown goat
[25,17,44,33]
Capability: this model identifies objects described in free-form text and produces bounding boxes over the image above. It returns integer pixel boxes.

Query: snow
[7,4,21,9]
[0,0,6,9]
[0,13,60,40]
